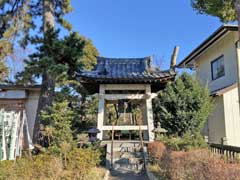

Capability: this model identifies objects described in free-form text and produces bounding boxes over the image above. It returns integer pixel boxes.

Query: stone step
[111,147,142,154]
[121,152,143,158]
[113,163,144,173]
[113,159,144,166]
[113,154,143,160]
[112,150,143,158]
[105,142,146,170]
[112,142,142,148]
[113,157,144,167]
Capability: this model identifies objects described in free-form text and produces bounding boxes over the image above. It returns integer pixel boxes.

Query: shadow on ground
[109,169,149,180]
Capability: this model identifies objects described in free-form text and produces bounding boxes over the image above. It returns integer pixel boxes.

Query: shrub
[0,154,63,180]
[67,148,101,179]
[148,164,168,180]
[148,147,240,180]
[85,167,107,180]
[166,150,210,180]
[0,148,102,180]
[153,72,213,136]
[166,149,240,180]
[41,101,74,148]
[148,141,167,164]
[158,132,207,151]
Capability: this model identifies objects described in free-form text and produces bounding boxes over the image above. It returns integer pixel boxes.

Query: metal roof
[178,24,238,68]
[78,56,176,83]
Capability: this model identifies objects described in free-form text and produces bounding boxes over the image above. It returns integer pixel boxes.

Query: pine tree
[153,73,213,136]
[191,0,237,22]
[1,0,99,142]
[16,28,98,143]
[0,0,72,50]
[0,0,72,80]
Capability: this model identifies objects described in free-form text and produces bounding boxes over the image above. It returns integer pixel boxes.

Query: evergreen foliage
[41,101,74,148]
[0,0,73,55]
[153,72,213,136]
[0,0,74,80]
[191,0,237,22]
[16,28,97,85]
[1,1,99,139]
[16,28,98,135]
[75,96,99,131]
[80,38,99,70]
[157,132,207,151]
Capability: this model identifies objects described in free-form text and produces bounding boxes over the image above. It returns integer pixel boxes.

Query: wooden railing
[209,143,240,160]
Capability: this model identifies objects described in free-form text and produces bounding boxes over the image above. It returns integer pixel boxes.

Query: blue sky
[62,0,228,69]
[7,0,235,79]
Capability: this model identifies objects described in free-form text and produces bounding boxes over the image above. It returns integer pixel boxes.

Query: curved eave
[78,70,176,84]
[78,71,176,94]
[79,75,175,84]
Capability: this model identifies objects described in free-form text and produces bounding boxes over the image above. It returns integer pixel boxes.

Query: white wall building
[178,25,240,147]
[0,85,40,160]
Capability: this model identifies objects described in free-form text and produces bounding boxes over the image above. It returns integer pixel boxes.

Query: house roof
[178,24,238,68]
[211,83,238,96]
[78,56,176,84]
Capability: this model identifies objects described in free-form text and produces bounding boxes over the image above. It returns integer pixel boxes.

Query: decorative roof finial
[170,46,180,69]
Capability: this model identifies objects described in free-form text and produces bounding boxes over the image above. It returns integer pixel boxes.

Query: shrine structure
[79,56,176,142]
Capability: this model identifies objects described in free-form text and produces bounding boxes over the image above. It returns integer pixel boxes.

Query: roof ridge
[97,56,151,60]
[222,24,238,28]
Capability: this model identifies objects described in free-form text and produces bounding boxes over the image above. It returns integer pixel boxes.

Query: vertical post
[0,109,6,160]
[234,0,240,117]
[235,41,240,115]
[142,101,148,140]
[221,138,224,156]
[97,85,105,140]
[8,112,16,160]
[111,124,114,168]
[146,85,154,142]
[0,110,2,160]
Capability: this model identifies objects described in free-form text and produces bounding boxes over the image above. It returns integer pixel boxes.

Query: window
[211,55,225,80]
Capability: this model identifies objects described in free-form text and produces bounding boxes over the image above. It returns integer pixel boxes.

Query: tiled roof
[78,56,176,83]
[0,84,41,90]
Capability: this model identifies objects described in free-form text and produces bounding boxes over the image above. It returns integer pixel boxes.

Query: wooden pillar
[97,85,105,140]
[146,85,154,141]
[142,101,148,140]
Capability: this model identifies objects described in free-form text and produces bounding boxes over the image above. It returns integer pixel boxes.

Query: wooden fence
[209,143,240,160]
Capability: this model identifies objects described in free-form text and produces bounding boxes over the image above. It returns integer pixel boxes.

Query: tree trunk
[234,1,240,114]
[32,0,55,144]
[43,0,55,31]
[33,73,55,144]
